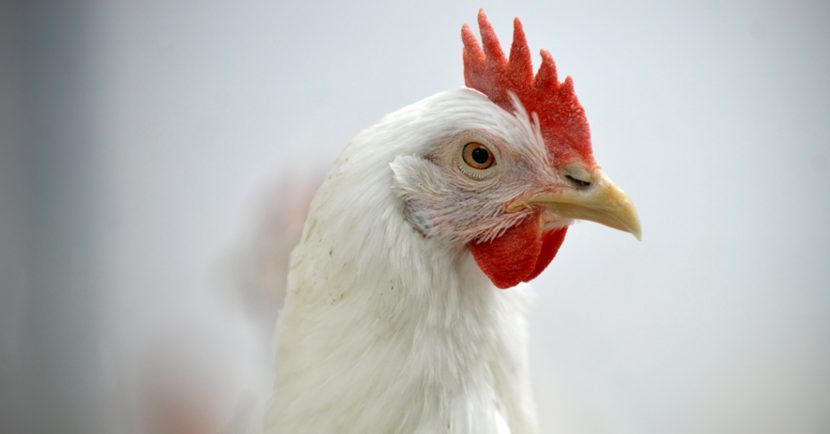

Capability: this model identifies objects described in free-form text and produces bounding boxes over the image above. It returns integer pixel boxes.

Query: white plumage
[265,89,539,434]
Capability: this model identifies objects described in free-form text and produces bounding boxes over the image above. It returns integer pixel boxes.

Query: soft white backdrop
[1,1,828,433]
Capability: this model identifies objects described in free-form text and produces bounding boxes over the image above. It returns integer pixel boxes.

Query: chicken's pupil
[471,147,489,164]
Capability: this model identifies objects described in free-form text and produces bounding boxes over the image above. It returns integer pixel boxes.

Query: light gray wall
[1,0,828,433]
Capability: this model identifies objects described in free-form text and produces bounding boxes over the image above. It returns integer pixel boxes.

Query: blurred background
[1,0,829,433]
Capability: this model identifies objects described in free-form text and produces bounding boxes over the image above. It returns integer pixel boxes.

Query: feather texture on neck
[266,88,539,434]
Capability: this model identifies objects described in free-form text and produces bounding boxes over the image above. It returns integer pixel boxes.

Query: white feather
[265,88,543,434]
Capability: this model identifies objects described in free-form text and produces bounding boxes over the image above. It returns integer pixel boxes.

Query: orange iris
[462,143,495,170]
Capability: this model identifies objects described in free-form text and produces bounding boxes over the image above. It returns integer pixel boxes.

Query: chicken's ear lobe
[391,155,441,237]
[402,199,431,236]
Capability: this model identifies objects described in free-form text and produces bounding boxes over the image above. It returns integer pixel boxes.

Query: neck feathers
[266,89,538,434]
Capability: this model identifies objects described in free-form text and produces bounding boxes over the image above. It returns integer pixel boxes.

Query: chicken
[265,10,640,434]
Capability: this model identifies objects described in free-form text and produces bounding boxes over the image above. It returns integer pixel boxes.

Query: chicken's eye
[462,143,495,170]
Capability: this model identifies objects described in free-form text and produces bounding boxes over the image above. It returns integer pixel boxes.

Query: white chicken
[265,10,640,434]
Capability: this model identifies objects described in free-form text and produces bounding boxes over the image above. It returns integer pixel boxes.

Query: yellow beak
[508,170,642,241]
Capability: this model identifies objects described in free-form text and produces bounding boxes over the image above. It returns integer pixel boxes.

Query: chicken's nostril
[565,174,591,189]
[561,163,594,189]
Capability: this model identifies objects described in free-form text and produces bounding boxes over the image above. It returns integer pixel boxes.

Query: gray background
[1,0,828,433]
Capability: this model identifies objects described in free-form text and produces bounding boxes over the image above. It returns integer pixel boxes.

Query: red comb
[462,10,595,166]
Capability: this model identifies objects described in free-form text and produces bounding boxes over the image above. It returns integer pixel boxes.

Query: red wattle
[524,227,568,282]
[470,216,568,289]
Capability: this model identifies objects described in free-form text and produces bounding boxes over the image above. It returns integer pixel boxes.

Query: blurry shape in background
[231,171,325,338]
[100,170,324,434]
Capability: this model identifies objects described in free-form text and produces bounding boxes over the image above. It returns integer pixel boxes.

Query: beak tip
[627,221,642,241]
